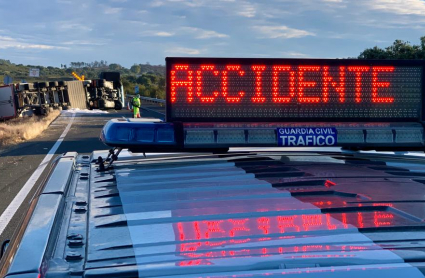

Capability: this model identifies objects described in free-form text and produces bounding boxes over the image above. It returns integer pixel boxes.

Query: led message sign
[166,58,424,122]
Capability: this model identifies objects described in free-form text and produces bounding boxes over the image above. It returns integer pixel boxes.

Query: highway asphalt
[0,105,165,246]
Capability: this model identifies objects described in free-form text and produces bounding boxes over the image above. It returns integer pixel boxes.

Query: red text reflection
[174,211,396,266]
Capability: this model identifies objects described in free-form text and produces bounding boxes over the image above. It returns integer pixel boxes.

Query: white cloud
[125,20,154,26]
[15,44,56,50]
[197,30,228,39]
[56,0,72,4]
[156,31,175,37]
[61,40,108,46]
[253,54,272,57]
[150,0,165,7]
[323,0,343,2]
[0,36,14,42]
[280,51,309,57]
[181,27,229,39]
[140,30,175,37]
[57,22,93,32]
[366,0,425,15]
[166,47,201,55]
[167,0,204,7]
[103,7,122,14]
[0,36,67,50]
[253,25,315,39]
[237,3,256,17]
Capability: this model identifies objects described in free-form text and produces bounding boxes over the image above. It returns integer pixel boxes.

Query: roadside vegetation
[0,110,60,147]
[0,60,166,99]
[358,36,425,59]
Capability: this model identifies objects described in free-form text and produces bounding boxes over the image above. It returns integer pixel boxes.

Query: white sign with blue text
[277,127,337,147]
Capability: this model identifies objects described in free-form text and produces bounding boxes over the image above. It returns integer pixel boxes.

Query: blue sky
[0,0,424,67]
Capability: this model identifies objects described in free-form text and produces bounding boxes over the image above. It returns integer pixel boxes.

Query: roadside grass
[0,111,60,147]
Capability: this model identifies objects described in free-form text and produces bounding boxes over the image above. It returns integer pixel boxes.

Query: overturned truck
[0,72,125,119]
[88,72,124,110]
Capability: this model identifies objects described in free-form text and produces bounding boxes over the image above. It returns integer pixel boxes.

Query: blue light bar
[100,119,425,152]
[101,119,177,149]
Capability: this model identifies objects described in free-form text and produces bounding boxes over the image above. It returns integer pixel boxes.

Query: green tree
[130,64,141,74]
[136,75,152,86]
[109,63,122,71]
[359,36,425,59]
[358,46,388,59]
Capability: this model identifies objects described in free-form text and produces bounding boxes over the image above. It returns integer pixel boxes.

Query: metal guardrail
[139,96,165,104]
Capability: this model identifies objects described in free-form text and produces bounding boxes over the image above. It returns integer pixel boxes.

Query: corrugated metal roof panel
[31,151,425,277]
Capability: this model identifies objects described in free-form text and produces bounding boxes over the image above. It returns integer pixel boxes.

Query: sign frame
[166,57,425,123]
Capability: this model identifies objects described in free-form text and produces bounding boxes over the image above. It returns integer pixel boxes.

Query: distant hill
[0,59,166,99]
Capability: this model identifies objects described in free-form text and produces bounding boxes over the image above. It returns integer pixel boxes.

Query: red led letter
[277,215,300,233]
[170,64,194,102]
[257,217,270,235]
[372,66,395,103]
[222,65,245,103]
[298,66,321,103]
[203,220,225,239]
[302,214,323,231]
[272,65,294,103]
[373,212,394,227]
[251,65,266,103]
[348,66,370,103]
[196,65,220,103]
[323,66,345,103]
[228,219,250,237]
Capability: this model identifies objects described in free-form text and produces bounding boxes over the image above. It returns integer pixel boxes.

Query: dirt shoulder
[0,111,60,148]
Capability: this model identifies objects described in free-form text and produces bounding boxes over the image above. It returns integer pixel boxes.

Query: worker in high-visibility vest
[132,94,141,118]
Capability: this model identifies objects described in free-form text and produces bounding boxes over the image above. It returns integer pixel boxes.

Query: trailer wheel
[98,99,105,109]
[49,81,59,87]
[34,107,42,116]
[114,100,123,110]
[38,82,49,88]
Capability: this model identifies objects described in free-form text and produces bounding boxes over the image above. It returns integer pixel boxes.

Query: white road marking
[0,114,75,236]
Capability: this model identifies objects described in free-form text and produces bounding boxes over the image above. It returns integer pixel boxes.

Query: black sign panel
[166,58,424,122]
